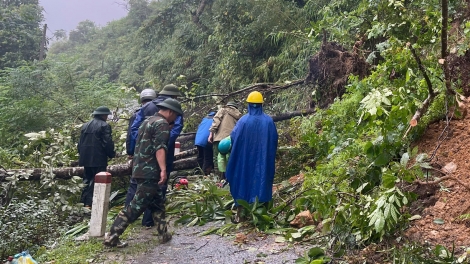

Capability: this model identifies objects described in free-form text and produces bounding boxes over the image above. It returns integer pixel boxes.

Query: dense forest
[2,0,470,262]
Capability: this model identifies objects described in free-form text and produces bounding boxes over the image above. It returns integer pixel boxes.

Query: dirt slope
[405,116,470,248]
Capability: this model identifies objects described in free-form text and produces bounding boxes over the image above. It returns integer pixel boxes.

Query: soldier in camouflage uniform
[103,98,184,248]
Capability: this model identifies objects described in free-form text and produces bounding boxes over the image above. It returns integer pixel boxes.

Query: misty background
[40,0,128,39]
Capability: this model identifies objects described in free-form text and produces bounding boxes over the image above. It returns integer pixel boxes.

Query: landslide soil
[405,114,470,249]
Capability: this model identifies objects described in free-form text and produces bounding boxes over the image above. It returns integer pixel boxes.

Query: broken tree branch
[270,108,316,122]
[404,45,438,134]
[410,45,434,97]
[181,79,305,103]
[191,0,211,31]
[415,175,470,192]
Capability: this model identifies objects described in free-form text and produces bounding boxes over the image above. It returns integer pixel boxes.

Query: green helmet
[218,136,232,154]
[159,84,181,96]
[140,89,156,101]
[157,98,184,116]
[226,101,238,109]
[92,106,112,115]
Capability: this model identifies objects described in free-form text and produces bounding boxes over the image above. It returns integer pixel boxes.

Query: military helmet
[159,84,181,96]
[226,101,238,109]
[157,98,184,116]
[246,91,264,103]
[140,89,156,101]
[92,106,112,115]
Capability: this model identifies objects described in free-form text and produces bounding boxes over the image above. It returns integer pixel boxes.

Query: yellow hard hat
[246,91,264,103]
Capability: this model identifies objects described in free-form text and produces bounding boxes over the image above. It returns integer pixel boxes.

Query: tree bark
[1,107,315,181]
[177,134,196,143]
[181,79,305,103]
[0,158,197,181]
[270,108,316,122]
[405,45,438,133]
[191,0,210,31]
[174,148,198,161]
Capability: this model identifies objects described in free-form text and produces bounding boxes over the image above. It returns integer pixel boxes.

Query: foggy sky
[39,0,128,36]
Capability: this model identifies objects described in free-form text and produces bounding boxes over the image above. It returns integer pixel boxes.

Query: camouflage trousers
[108,179,168,238]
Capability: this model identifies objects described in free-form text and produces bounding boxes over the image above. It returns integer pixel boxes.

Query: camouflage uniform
[104,113,172,247]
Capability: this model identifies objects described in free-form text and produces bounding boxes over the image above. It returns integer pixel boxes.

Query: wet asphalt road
[131,224,307,264]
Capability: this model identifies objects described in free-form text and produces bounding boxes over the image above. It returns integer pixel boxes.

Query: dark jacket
[78,117,116,167]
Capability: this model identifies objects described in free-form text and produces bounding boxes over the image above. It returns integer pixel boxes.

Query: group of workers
[77,84,278,248]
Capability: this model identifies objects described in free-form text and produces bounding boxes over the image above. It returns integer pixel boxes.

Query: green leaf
[400,153,410,166]
[237,199,250,209]
[356,183,369,193]
[384,203,391,218]
[291,232,302,239]
[390,206,399,222]
[419,163,433,169]
[433,218,445,225]
[376,196,386,208]
[411,146,419,157]
[368,209,380,226]
[402,196,408,205]
[382,171,397,189]
[416,153,428,163]
[374,153,390,166]
[408,215,421,221]
[374,213,385,232]
[187,217,199,227]
[295,257,310,264]
[364,141,375,157]
[307,247,325,258]
[201,226,219,236]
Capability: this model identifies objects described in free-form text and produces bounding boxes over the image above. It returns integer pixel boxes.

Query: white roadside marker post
[89,171,112,237]
[174,141,181,155]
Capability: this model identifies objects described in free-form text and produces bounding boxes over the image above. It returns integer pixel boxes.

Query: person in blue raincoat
[194,111,215,175]
[225,91,278,222]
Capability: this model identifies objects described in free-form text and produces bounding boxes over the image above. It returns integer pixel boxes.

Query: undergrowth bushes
[0,198,61,259]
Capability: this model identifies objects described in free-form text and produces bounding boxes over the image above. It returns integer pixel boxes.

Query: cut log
[174,148,198,161]
[177,134,196,143]
[0,157,197,181]
[270,108,316,122]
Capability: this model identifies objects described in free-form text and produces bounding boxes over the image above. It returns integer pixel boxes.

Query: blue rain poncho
[194,112,215,147]
[226,104,278,204]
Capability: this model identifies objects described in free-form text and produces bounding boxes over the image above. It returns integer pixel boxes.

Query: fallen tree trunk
[1,108,316,182]
[270,108,316,122]
[0,157,198,181]
[174,148,198,161]
[177,134,196,143]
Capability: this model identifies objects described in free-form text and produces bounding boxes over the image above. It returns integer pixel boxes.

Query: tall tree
[0,0,43,69]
